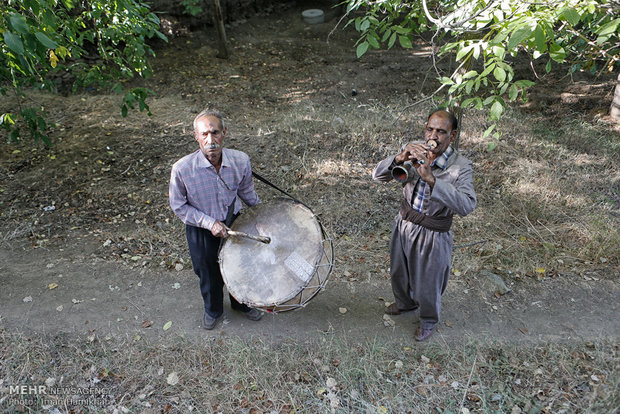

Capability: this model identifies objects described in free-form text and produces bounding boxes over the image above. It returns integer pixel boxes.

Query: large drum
[219,199,334,312]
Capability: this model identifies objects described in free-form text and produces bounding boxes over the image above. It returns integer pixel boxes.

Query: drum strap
[252,171,313,211]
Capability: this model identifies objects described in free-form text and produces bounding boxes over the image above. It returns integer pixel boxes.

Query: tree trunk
[611,72,620,121]
[213,0,229,59]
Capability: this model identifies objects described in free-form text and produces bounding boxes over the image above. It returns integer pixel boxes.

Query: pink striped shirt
[169,148,260,230]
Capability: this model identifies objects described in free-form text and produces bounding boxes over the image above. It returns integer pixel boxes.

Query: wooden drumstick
[227,230,271,244]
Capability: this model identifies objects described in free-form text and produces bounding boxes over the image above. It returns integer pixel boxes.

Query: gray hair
[193,109,225,131]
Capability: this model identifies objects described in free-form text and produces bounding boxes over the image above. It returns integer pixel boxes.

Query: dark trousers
[186,224,250,318]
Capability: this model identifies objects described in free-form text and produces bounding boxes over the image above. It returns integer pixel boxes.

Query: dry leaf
[23,296,33,303]
[48,283,59,290]
[142,320,153,328]
[338,307,347,314]
[535,267,546,274]
[519,327,528,335]
[166,372,179,385]
[163,321,172,331]
[445,320,453,328]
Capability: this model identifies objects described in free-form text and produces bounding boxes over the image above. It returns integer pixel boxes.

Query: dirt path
[0,3,617,349]
[2,240,617,345]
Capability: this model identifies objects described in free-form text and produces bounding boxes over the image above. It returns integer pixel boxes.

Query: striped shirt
[169,148,260,230]
[411,146,454,213]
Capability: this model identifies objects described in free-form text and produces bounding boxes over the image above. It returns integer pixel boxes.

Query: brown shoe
[385,303,403,315]
[415,326,433,342]
[385,303,417,315]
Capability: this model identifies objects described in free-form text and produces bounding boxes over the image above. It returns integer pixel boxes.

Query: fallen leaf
[48,283,59,290]
[72,299,83,304]
[166,372,179,385]
[142,320,153,328]
[382,314,395,327]
[134,334,141,341]
[519,327,528,335]
[535,267,546,274]
[56,305,63,312]
[420,355,430,364]
[326,377,337,389]
[23,296,33,303]
[163,321,172,331]
[445,320,453,328]
[338,307,347,314]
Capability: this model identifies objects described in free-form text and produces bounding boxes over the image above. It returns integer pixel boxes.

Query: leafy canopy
[347,0,619,144]
[1,0,167,144]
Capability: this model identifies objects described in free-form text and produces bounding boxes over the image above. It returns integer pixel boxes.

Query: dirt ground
[0,4,618,346]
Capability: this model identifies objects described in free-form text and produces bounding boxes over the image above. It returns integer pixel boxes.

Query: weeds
[0,326,617,413]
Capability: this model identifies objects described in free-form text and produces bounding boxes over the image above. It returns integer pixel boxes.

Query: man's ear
[449,129,458,143]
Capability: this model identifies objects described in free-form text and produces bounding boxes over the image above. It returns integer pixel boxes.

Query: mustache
[204,143,220,150]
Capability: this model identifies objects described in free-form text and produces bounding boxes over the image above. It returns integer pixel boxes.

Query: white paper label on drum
[284,251,314,282]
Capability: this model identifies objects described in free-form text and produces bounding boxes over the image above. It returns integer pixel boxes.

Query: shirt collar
[197,148,229,169]
[431,145,453,170]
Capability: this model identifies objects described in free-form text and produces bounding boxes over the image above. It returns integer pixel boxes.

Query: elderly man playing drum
[169,109,263,330]
[372,109,477,341]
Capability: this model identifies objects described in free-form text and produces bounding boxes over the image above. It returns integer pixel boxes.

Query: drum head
[220,199,330,311]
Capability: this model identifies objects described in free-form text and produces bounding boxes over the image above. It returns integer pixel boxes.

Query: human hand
[210,220,229,238]
[396,142,432,165]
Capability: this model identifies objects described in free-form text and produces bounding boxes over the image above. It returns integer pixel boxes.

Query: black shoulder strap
[252,171,313,212]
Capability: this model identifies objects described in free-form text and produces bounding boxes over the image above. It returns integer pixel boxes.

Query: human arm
[168,164,217,231]
[236,160,260,207]
[429,160,477,216]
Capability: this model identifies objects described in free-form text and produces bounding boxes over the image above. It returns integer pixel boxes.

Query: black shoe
[203,312,220,330]
[244,308,263,321]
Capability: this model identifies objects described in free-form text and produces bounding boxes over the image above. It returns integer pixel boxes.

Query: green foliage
[0,0,167,144]
[347,0,619,137]
[181,0,204,17]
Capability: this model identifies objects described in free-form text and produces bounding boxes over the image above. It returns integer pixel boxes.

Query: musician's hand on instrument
[414,160,436,187]
[397,142,430,165]
[210,220,229,238]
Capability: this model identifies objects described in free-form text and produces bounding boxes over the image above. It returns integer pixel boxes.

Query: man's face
[424,112,456,156]
[195,115,226,165]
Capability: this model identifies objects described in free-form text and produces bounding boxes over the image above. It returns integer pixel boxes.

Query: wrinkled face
[424,112,457,156]
[195,115,226,165]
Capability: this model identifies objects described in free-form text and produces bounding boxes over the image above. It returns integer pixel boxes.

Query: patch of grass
[0,327,617,413]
